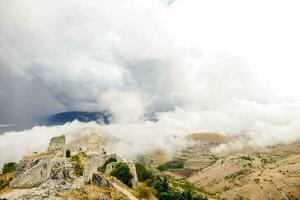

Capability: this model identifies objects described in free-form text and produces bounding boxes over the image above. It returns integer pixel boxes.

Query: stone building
[48,135,66,153]
[68,133,105,155]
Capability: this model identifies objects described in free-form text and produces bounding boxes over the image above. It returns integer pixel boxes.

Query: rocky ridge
[0,134,139,200]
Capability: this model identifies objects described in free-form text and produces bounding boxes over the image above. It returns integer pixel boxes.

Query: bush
[135,162,153,182]
[66,149,71,158]
[70,155,84,176]
[148,176,208,200]
[0,179,9,190]
[73,163,84,176]
[192,194,208,200]
[99,157,117,172]
[157,160,185,171]
[110,162,133,187]
[70,155,80,163]
[151,176,169,193]
[158,191,181,200]
[2,162,16,174]
[240,156,254,161]
[136,183,156,199]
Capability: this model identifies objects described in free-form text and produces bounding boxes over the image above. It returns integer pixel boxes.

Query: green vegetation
[135,162,153,182]
[224,169,250,181]
[0,179,9,190]
[70,155,80,163]
[70,155,84,176]
[99,157,117,172]
[137,155,153,166]
[66,149,71,158]
[110,162,133,187]
[0,174,14,191]
[136,183,156,199]
[133,160,207,199]
[240,156,254,161]
[157,160,185,171]
[147,176,207,200]
[2,162,16,174]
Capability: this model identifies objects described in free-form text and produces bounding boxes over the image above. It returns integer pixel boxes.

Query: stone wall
[67,133,105,155]
[103,155,138,189]
[125,161,138,189]
[48,135,66,153]
[105,162,118,175]
[84,155,103,183]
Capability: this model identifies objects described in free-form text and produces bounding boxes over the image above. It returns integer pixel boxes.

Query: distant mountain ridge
[38,111,110,126]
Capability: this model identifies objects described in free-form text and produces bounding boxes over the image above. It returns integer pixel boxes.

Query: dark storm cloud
[0,67,63,125]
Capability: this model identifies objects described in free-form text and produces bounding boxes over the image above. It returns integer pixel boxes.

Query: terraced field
[150,132,300,200]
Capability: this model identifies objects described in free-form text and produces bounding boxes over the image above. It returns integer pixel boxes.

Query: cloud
[1,0,300,163]
[99,90,151,124]
[0,121,188,165]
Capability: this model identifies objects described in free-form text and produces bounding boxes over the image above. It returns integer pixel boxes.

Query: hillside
[0,133,208,200]
[148,133,300,200]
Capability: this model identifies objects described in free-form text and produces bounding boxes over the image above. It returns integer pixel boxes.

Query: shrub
[192,194,208,200]
[2,162,16,174]
[150,176,169,193]
[135,162,153,182]
[158,191,181,200]
[110,162,133,187]
[99,157,117,172]
[240,156,254,161]
[0,179,8,190]
[73,163,84,176]
[157,160,185,171]
[66,149,71,158]
[70,155,84,176]
[70,155,80,163]
[136,183,156,199]
[148,175,208,200]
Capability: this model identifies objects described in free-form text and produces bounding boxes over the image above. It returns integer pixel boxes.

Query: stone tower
[48,135,66,153]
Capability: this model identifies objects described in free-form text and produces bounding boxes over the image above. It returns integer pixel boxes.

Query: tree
[135,162,153,182]
[110,162,133,187]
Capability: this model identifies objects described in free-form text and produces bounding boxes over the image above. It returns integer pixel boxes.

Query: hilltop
[0,133,208,200]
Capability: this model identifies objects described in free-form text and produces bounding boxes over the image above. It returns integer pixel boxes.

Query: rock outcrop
[10,157,52,188]
[2,134,140,199]
[125,161,138,189]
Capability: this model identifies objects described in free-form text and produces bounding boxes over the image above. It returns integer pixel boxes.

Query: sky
[1,0,300,163]
[1,0,300,125]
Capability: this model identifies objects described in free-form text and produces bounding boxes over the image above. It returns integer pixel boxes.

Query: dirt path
[109,181,139,200]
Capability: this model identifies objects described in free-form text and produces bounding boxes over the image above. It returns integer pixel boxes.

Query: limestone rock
[92,174,110,187]
[10,158,52,188]
[84,155,103,183]
[125,161,138,189]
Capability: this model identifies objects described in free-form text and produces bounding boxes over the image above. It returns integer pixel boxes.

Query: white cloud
[1,0,300,163]
[99,90,151,124]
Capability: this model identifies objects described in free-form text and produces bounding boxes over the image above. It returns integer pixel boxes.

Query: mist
[1,0,300,164]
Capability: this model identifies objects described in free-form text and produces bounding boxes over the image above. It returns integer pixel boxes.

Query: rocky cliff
[0,134,139,200]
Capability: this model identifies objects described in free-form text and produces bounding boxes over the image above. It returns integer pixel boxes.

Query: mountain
[38,111,111,126]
